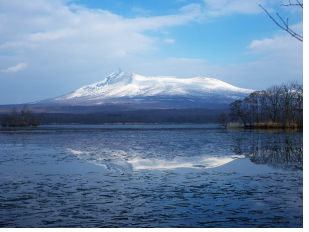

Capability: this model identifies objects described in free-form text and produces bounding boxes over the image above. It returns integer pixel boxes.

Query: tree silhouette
[217,113,228,126]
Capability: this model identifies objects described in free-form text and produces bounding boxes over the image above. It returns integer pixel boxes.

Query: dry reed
[227,121,299,129]
[253,121,297,128]
[227,122,244,128]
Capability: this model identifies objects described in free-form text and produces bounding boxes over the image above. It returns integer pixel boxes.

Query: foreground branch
[259,4,303,42]
[281,0,303,8]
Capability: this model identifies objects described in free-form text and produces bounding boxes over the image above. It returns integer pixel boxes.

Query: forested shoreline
[228,81,303,128]
[1,108,229,125]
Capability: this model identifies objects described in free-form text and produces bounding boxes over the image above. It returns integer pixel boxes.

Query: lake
[0,124,303,228]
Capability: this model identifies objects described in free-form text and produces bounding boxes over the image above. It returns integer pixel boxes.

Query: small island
[1,106,40,127]
[227,81,303,129]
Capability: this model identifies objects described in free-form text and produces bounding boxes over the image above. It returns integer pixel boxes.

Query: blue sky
[0,0,303,104]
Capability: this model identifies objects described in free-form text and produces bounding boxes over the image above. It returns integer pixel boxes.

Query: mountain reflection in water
[67,148,241,171]
[0,125,303,173]
[62,126,303,172]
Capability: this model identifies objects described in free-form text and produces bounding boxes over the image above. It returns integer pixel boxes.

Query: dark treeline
[1,106,40,126]
[1,108,229,125]
[229,81,303,127]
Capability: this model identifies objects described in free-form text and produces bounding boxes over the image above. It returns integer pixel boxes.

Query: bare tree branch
[276,12,302,39]
[281,0,303,8]
[259,4,303,42]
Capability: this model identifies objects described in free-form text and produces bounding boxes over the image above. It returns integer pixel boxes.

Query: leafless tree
[19,105,32,126]
[264,86,282,123]
[2,105,37,126]
[229,81,302,126]
[217,113,228,126]
[11,106,20,126]
[229,99,251,126]
[294,83,303,126]
[248,91,263,124]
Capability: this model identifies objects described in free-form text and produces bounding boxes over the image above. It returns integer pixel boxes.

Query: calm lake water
[0,124,303,228]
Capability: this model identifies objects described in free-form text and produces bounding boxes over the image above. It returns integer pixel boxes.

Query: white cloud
[163,38,175,43]
[0,0,298,65]
[0,0,203,61]
[1,63,28,73]
[246,33,303,55]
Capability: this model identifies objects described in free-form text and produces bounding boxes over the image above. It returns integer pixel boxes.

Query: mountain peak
[115,68,122,75]
[109,68,123,79]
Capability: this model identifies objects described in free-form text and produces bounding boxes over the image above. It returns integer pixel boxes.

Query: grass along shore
[227,121,302,129]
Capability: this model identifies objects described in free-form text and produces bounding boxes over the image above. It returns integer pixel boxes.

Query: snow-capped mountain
[45,69,253,104]
[43,68,253,109]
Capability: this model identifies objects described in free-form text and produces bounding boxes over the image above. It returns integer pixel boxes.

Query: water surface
[0,125,303,227]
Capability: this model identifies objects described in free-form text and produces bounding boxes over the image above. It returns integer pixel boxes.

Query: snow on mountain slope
[53,68,254,102]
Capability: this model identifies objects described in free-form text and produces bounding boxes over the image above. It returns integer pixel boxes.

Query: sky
[0,0,304,104]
